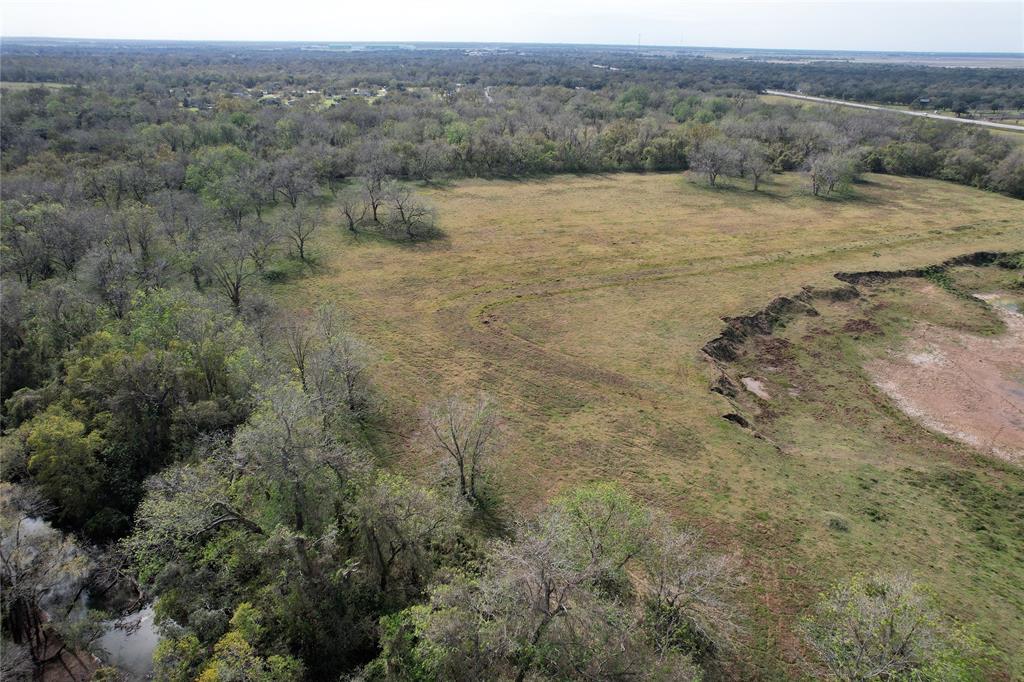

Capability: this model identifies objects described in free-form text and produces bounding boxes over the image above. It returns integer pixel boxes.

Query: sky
[1,0,1021,53]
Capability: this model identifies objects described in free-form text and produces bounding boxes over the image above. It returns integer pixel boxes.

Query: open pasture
[280,172,1024,675]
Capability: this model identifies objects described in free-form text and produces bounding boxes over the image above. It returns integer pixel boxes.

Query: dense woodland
[0,42,1018,681]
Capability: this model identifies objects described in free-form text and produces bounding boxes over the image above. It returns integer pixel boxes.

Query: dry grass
[276,172,1024,676]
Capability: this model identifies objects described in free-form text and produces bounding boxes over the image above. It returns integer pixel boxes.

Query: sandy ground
[868,294,1024,465]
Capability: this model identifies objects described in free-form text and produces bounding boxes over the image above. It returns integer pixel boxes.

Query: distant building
[918,97,931,106]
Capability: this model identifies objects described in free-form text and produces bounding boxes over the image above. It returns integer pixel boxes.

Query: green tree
[802,573,993,681]
[185,145,256,225]
[23,408,103,527]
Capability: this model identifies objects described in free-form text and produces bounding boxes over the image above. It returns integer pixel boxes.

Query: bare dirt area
[868,293,1024,465]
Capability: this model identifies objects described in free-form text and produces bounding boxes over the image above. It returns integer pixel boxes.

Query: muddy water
[867,293,1024,465]
[98,606,158,679]
[14,516,160,680]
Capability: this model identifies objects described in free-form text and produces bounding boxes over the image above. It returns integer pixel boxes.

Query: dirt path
[868,293,1024,465]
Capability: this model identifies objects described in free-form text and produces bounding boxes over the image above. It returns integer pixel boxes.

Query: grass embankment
[275,172,1024,677]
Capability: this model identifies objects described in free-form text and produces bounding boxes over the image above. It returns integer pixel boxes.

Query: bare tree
[271,155,316,209]
[808,152,858,197]
[243,218,279,273]
[688,138,740,187]
[282,203,319,263]
[282,315,315,390]
[361,174,388,225]
[736,139,771,191]
[337,188,368,234]
[643,526,741,659]
[305,306,371,427]
[423,394,500,502]
[209,233,258,311]
[386,185,437,240]
[358,139,397,224]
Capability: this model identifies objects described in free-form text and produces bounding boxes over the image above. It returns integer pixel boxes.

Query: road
[763,90,1024,133]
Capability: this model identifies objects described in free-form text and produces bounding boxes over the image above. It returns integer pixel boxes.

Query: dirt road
[763,89,1024,133]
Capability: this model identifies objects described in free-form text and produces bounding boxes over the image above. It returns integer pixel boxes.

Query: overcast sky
[1,0,1021,53]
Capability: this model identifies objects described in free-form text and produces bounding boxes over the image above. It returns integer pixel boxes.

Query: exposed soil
[867,293,1024,465]
[741,377,772,400]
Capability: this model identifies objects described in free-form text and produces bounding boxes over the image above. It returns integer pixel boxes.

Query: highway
[763,90,1024,133]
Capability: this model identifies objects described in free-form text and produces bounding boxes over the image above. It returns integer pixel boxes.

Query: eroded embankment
[703,251,1024,463]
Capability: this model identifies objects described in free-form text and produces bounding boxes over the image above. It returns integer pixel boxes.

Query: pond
[97,606,159,680]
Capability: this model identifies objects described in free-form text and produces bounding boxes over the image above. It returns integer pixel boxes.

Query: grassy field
[277,172,1023,677]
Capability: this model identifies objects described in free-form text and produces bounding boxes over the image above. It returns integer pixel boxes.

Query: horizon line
[2,35,1022,58]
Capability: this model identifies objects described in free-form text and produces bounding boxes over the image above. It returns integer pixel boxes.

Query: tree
[209,233,258,311]
[184,145,257,226]
[643,525,741,663]
[281,202,318,263]
[271,155,316,209]
[21,408,104,528]
[362,175,388,225]
[197,604,303,682]
[802,573,992,681]
[1,201,55,285]
[243,218,279,273]
[358,139,398,224]
[736,139,771,191]
[385,185,436,240]
[877,141,939,176]
[423,394,500,503]
[355,472,459,596]
[368,484,715,682]
[337,188,368,234]
[988,147,1024,198]
[303,306,372,426]
[808,152,859,197]
[688,138,740,187]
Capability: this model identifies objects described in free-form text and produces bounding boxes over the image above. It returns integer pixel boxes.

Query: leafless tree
[271,155,316,208]
[688,138,741,187]
[337,188,368,234]
[282,203,319,263]
[361,174,388,224]
[643,526,742,657]
[209,233,258,311]
[243,218,279,273]
[304,306,372,428]
[282,315,315,390]
[358,140,397,224]
[386,185,437,240]
[423,394,500,502]
[808,152,858,197]
[736,139,772,191]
